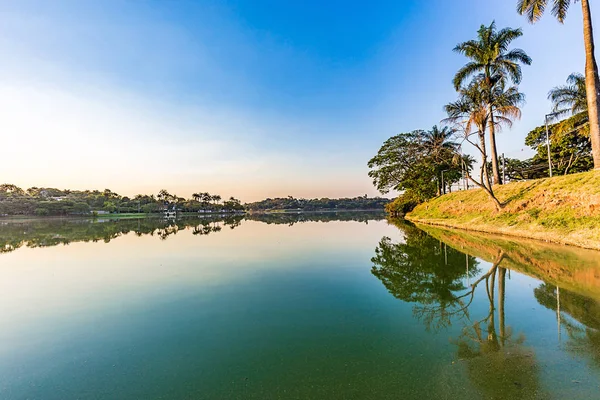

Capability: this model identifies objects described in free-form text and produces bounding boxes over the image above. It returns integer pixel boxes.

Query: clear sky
[0,0,594,201]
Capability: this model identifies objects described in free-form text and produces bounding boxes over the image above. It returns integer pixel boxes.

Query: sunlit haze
[0,0,591,201]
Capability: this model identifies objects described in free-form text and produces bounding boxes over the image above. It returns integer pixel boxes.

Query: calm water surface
[0,213,599,399]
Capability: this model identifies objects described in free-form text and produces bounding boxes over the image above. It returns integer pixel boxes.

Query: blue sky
[0,0,593,201]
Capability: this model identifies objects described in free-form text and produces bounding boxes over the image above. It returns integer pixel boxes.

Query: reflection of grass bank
[406,170,600,250]
[418,224,600,301]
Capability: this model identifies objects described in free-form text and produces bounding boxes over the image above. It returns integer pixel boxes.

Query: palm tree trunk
[582,0,600,169]
[489,112,502,184]
[498,267,506,346]
[476,132,503,211]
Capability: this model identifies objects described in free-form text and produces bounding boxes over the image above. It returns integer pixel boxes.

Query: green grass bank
[406,170,600,250]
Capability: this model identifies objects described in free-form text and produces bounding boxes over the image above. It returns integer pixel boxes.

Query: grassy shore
[406,170,600,250]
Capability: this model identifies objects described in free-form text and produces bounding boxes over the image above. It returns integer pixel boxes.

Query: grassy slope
[406,170,600,250]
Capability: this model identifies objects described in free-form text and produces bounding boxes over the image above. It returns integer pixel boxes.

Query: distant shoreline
[0,209,385,223]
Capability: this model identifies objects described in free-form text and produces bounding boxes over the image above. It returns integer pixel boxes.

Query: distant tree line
[244,195,391,211]
[0,185,244,216]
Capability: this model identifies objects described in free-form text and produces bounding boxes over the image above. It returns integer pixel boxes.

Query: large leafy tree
[453,22,532,185]
[518,0,600,169]
[367,126,461,201]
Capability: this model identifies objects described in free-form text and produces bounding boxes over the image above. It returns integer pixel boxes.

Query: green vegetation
[0,184,390,217]
[244,195,390,212]
[0,184,244,217]
[368,126,470,215]
[407,170,600,250]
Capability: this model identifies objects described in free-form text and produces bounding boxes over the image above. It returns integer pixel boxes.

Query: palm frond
[496,27,524,52]
[548,72,587,115]
[453,62,483,90]
[517,0,548,23]
[503,48,532,65]
[551,0,571,23]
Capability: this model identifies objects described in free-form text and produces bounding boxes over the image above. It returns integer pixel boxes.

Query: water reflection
[0,211,384,254]
[1,214,599,398]
[371,222,480,331]
[536,283,600,369]
[373,221,600,398]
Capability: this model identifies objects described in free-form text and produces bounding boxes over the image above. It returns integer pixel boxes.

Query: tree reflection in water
[371,221,544,398]
[0,211,385,254]
[371,222,480,331]
[535,283,600,369]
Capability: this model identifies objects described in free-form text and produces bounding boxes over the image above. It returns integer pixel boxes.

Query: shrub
[35,208,49,216]
[386,191,421,216]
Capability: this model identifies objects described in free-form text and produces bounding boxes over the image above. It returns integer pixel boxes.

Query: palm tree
[518,0,600,169]
[422,125,459,163]
[157,189,171,203]
[444,81,503,210]
[489,80,526,134]
[421,126,460,195]
[549,73,587,117]
[454,22,532,184]
[454,23,531,184]
[201,192,212,209]
[547,73,590,141]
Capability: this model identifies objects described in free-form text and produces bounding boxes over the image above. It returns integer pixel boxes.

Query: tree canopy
[367,127,463,201]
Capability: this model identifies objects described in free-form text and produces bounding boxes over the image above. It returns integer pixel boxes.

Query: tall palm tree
[518,0,600,169]
[454,22,532,184]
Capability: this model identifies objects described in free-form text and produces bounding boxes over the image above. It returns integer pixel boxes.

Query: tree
[549,73,588,117]
[157,189,171,203]
[547,72,590,139]
[454,22,532,184]
[201,192,212,209]
[445,80,504,209]
[502,157,548,181]
[367,127,462,201]
[526,114,593,175]
[518,0,600,169]
[0,184,26,198]
[103,201,117,213]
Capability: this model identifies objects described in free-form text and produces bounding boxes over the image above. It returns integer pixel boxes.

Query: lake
[0,213,599,399]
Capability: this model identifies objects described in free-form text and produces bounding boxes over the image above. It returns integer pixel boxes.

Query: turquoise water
[0,214,598,399]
